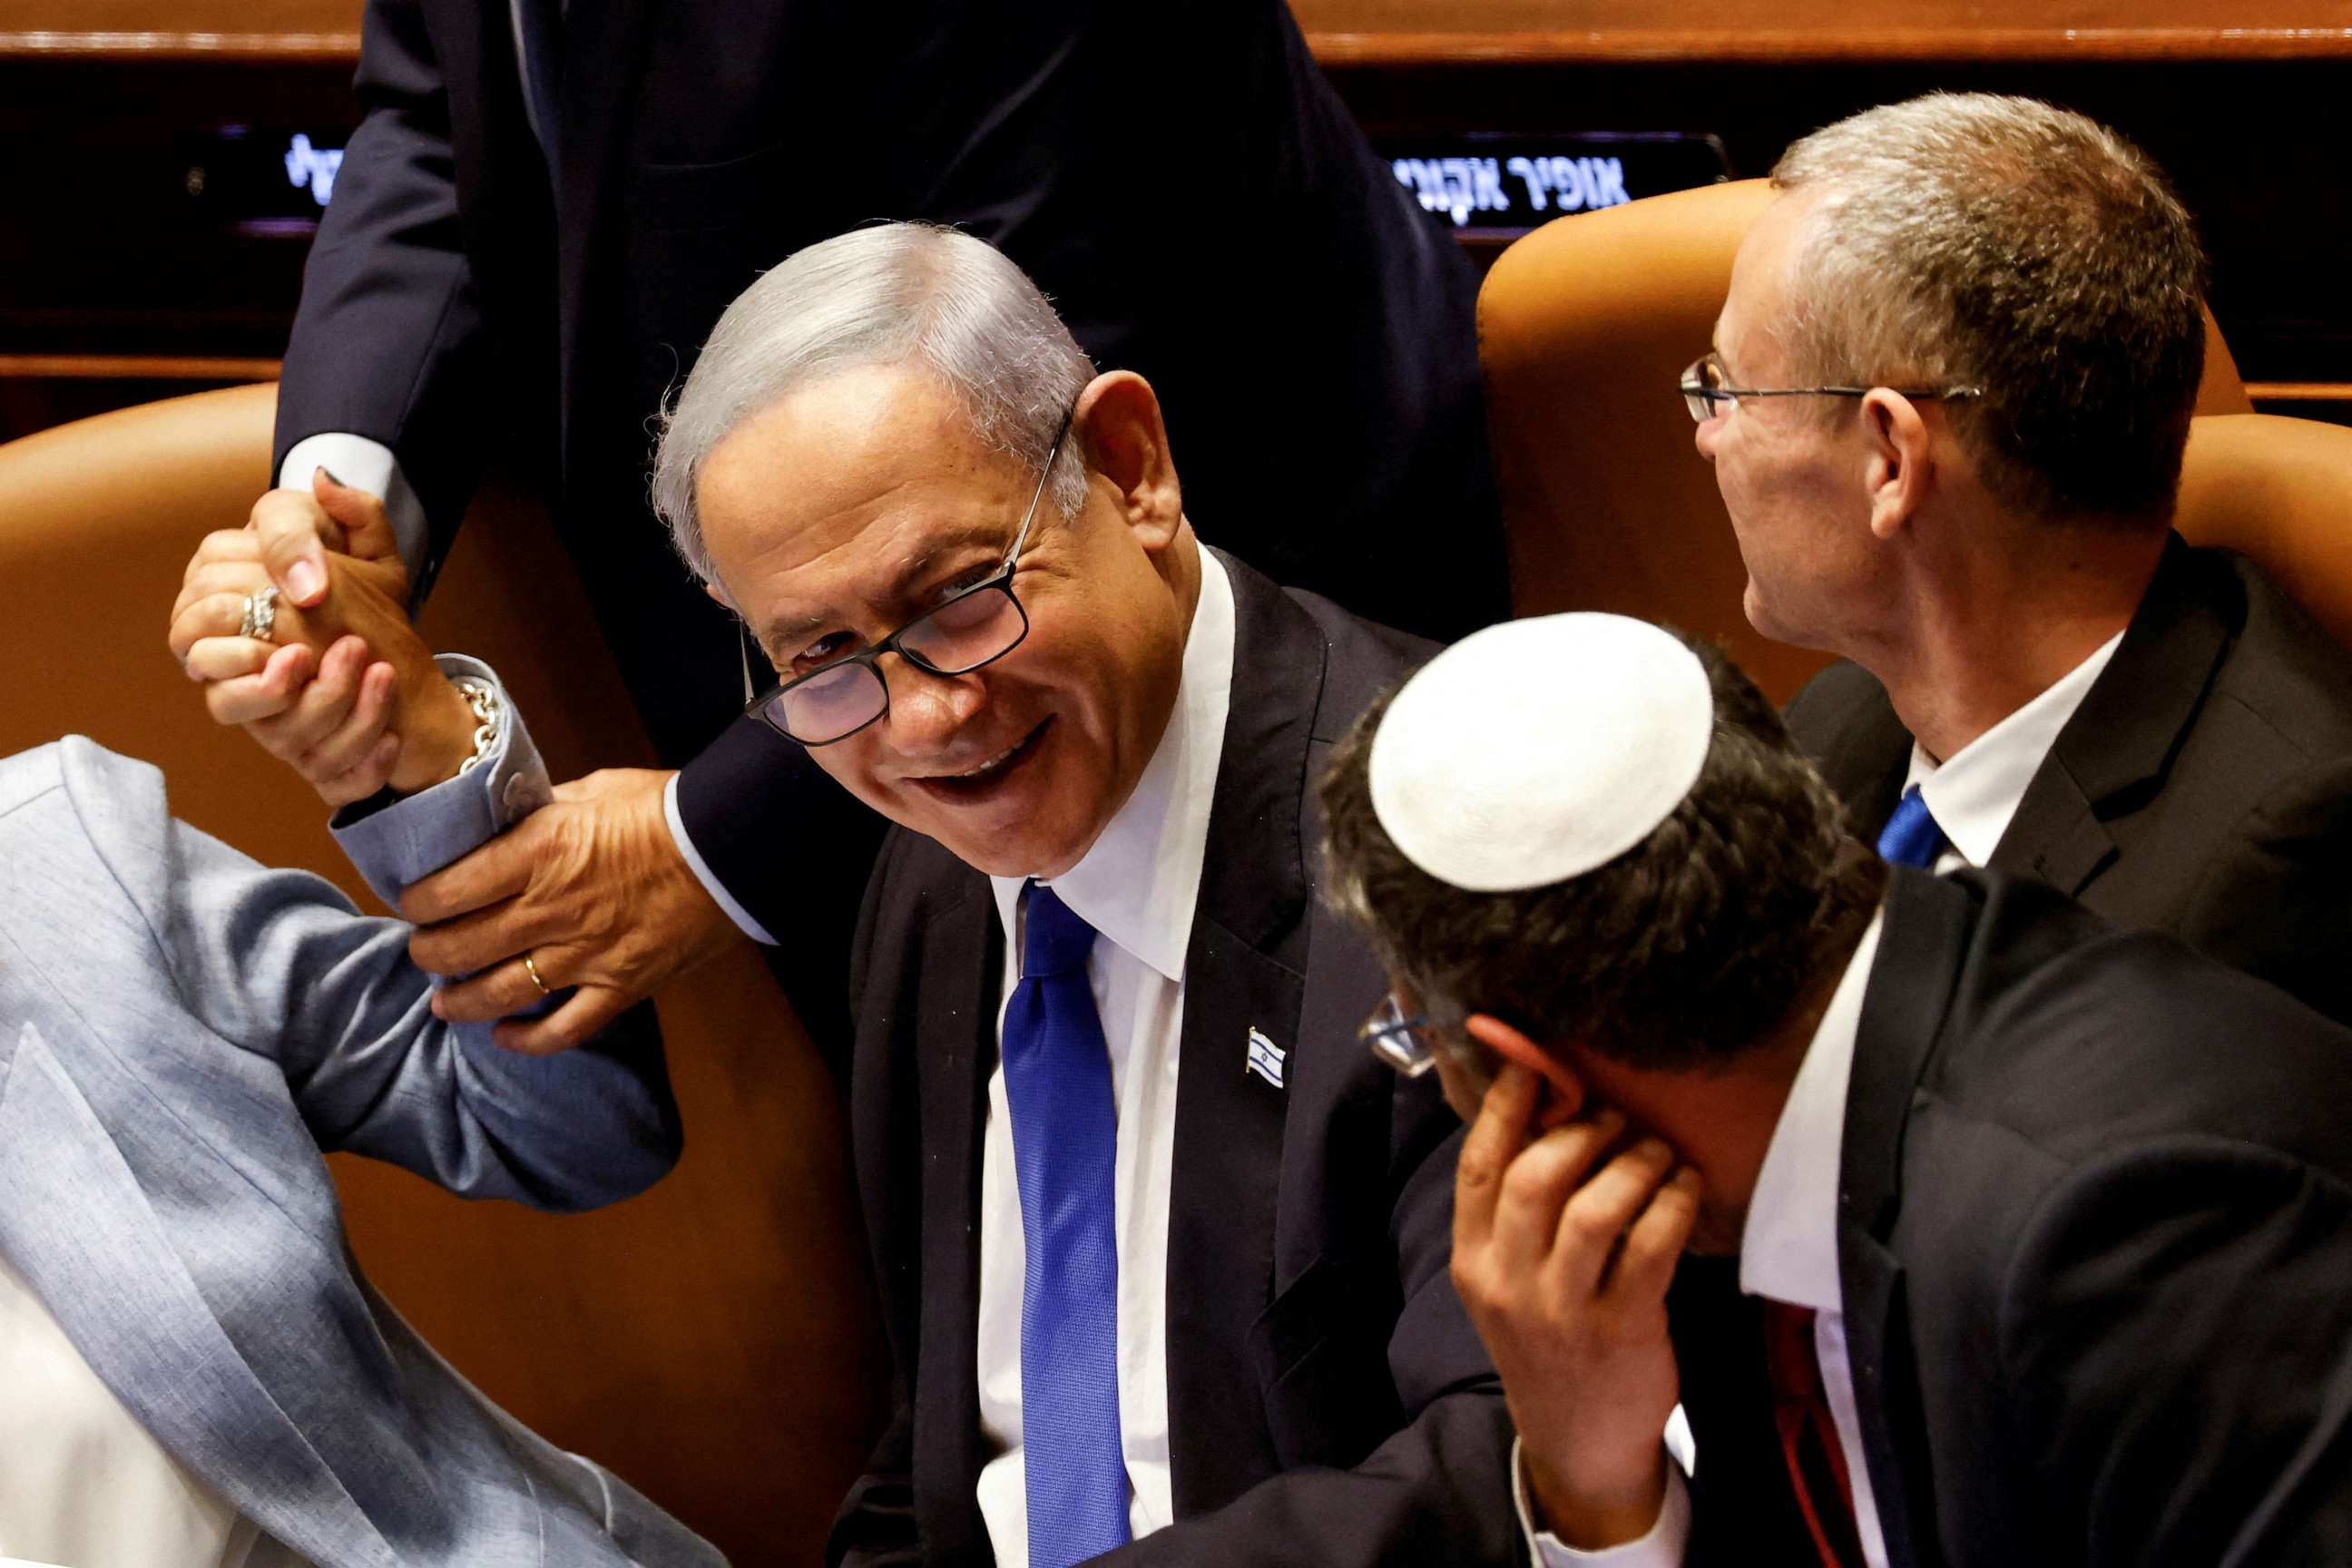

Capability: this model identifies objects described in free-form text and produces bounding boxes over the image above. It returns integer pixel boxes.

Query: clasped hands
[167,470,737,1054]
[1450,1034,1703,1552]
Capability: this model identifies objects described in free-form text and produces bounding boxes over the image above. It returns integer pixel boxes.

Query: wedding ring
[523,952,553,997]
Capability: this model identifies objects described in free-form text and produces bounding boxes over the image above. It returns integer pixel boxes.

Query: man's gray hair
[651,223,1095,583]
[1769,93,2206,523]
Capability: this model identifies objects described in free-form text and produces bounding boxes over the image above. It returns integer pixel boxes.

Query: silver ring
[523,952,553,998]
[239,586,280,642]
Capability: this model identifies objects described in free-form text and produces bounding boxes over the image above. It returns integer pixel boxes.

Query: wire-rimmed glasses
[1679,353,1983,424]
[1359,991,1468,1079]
[745,415,1071,746]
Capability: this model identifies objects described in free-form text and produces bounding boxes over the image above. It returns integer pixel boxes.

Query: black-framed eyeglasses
[1679,353,1983,424]
[1359,991,1469,1079]
[744,414,1072,747]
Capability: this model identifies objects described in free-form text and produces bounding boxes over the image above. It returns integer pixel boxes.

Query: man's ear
[1072,370,1183,553]
[1858,388,1935,543]
[1466,1014,1585,1126]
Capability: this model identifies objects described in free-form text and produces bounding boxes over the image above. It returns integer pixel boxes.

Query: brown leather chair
[2176,412,2352,650]
[1479,177,2255,703]
[0,384,887,1567]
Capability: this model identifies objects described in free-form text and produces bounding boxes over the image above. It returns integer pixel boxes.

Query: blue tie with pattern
[1877,785,1949,868]
[1002,883,1130,1565]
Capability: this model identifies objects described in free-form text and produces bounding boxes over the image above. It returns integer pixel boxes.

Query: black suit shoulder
[1782,657,1909,837]
[1858,869,2352,1565]
[2055,545,2352,1022]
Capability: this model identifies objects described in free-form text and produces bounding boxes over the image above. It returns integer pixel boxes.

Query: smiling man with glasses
[646,222,1516,1568]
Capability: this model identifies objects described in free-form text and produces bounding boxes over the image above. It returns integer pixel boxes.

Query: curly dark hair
[1319,634,1883,1073]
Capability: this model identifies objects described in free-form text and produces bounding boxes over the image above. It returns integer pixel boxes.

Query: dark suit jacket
[1784,537,2352,1026]
[828,553,1516,1565]
[1677,867,2352,1568]
[273,0,1506,1057]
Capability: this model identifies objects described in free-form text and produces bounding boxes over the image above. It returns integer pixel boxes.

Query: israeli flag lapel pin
[1245,1027,1286,1089]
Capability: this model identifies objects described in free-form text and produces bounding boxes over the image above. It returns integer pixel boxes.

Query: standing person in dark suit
[631,224,1513,1565]
[1688,92,2352,1024]
[1319,612,2352,1567]
[179,0,1503,1063]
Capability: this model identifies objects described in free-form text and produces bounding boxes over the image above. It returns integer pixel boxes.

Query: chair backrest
[2176,412,2352,650]
[0,383,885,1568]
[1479,176,2254,703]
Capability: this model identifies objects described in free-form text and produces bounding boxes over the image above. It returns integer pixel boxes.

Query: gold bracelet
[451,676,503,777]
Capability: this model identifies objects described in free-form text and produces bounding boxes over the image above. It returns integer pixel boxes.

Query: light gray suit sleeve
[52,680,680,1212]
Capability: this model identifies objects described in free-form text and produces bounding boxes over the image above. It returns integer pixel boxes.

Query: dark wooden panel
[0,0,357,58]
[1293,0,2352,64]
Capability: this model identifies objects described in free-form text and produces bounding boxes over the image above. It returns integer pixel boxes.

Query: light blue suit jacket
[0,705,724,1567]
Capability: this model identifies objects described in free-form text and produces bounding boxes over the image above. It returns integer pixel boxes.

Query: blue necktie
[1002,884,1130,1565]
[1877,785,1948,868]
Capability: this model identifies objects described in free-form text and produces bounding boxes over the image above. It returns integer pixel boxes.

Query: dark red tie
[1763,1302,1864,1568]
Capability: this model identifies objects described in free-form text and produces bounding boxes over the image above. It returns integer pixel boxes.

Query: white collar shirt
[975,547,1236,1564]
[1903,632,2124,872]
[1737,907,1890,1568]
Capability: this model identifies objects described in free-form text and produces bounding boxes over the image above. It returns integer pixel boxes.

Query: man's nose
[885,662,989,747]
[1693,412,1721,462]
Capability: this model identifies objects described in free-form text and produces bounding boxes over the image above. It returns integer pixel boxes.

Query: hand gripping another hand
[168,469,740,1051]
[167,468,474,803]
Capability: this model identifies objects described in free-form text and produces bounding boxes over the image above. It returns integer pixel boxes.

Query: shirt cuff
[663,769,779,945]
[278,431,432,603]
[1514,1438,1691,1568]
[330,653,552,907]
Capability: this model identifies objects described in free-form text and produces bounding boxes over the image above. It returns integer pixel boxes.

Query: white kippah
[1367,613,1714,892]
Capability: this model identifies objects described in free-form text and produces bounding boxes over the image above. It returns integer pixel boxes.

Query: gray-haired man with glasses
[1697,92,2352,1027]
[637,222,1517,1566]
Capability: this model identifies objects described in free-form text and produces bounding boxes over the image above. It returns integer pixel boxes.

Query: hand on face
[396,768,739,1053]
[1450,1058,1702,1550]
[169,471,473,802]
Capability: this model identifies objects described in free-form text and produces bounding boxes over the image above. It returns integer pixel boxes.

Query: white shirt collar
[1901,631,2123,867]
[1739,907,1886,1313]
[989,547,1236,983]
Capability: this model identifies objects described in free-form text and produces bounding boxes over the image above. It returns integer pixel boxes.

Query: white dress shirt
[0,1249,286,1568]
[1521,912,1890,1568]
[971,549,1236,1564]
[1903,632,2124,871]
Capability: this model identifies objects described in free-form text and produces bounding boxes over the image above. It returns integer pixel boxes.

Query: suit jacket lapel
[1993,535,2230,896]
[0,1022,401,1568]
[1838,870,1973,1568]
[1164,555,1323,1513]
[909,884,998,1561]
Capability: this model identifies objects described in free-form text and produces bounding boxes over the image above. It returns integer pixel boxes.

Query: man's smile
[906,716,1054,804]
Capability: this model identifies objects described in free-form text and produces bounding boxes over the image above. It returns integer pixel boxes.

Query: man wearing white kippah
[1319,612,2352,1567]
[1693,93,2352,1025]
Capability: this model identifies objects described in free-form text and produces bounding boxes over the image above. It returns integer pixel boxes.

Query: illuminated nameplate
[179,127,348,236]
[1381,133,1732,238]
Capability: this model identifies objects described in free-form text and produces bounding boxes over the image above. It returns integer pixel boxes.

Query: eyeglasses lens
[769,660,886,745]
[1363,994,1440,1078]
[898,585,1027,674]
[1682,358,1727,424]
